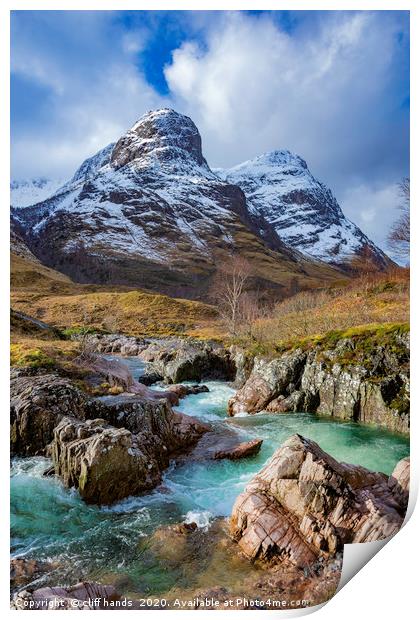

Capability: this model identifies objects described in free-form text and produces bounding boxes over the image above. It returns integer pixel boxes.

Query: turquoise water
[11,357,409,594]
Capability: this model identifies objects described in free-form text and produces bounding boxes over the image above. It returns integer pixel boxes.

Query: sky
[10,10,409,254]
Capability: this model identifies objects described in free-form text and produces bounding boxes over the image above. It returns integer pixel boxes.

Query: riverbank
[11,352,409,606]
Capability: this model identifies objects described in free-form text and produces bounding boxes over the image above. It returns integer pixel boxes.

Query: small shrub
[10,344,55,369]
[108,385,124,395]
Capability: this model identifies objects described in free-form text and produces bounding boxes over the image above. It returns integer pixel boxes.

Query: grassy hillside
[10,251,409,371]
[11,252,220,338]
[235,268,409,355]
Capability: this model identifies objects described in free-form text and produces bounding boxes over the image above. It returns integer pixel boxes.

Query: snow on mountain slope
[10,177,64,208]
[12,109,332,297]
[217,150,390,269]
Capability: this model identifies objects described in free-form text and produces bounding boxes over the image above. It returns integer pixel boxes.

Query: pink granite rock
[230,434,408,566]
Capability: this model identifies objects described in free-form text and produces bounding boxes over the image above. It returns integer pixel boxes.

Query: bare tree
[211,256,252,336]
[238,291,263,339]
[388,178,410,261]
[348,241,386,275]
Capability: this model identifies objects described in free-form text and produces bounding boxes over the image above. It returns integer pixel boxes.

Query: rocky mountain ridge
[10,177,64,209]
[218,150,390,269]
[11,108,390,299]
[13,109,329,298]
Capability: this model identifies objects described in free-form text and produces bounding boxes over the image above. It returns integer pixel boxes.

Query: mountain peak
[229,150,308,175]
[221,150,390,269]
[258,149,308,169]
[111,108,207,170]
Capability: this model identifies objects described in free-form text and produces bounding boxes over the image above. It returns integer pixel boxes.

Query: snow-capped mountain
[10,177,64,208]
[217,150,390,269]
[12,109,332,297]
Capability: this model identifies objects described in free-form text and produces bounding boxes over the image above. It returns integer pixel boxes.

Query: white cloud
[11,11,409,254]
[11,12,167,178]
[11,63,167,178]
[162,11,408,252]
[165,11,408,186]
[338,182,400,253]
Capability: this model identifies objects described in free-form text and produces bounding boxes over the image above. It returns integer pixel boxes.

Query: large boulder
[227,331,410,434]
[10,372,88,456]
[228,350,307,416]
[230,434,408,567]
[90,393,209,455]
[52,418,163,504]
[139,338,235,383]
[51,395,209,504]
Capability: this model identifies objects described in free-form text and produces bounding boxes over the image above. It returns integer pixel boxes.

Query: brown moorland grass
[12,290,219,338]
[11,252,220,338]
[232,268,409,354]
[11,250,409,357]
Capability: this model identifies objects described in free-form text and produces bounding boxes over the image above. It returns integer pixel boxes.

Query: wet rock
[90,394,175,439]
[138,371,163,386]
[266,391,304,413]
[139,338,235,383]
[11,582,121,610]
[228,350,307,416]
[42,465,56,477]
[167,383,210,399]
[171,411,211,451]
[176,521,198,533]
[147,518,341,610]
[52,417,164,504]
[10,373,88,456]
[228,331,410,433]
[213,438,263,460]
[90,394,209,453]
[230,434,407,567]
[52,396,209,504]
[10,558,52,590]
[388,456,410,511]
[183,425,260,462]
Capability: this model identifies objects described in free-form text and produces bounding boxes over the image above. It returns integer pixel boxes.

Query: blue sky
[10,10,409,251]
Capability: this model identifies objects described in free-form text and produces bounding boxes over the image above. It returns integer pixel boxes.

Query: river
[11,355,409,596]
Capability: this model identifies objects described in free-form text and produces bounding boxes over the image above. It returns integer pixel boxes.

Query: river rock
[388,456,410,510]
[166,383,210,399]
[228,330,410,433]
[138,371,163,386]
[228,350,307,415]
[52,417,165,504]
[139,338,235,383]
[230,434,408,566]
[213,438,263,460]
[10,558,52,590]
[10,373,88,456]
[11,582,120,610]
[52,394,209,504]
[171,411,212,451]
[90,394,209,454]
[266,391,305,413]
[89,394,175,438]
